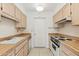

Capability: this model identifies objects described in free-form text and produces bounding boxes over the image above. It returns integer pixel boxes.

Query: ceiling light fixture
[36,6,44,12]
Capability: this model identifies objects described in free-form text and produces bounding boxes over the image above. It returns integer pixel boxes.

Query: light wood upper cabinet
[56,9,63,22]
[53,4,71,24]
[21,13,26,28]
[1,3,16,20]
[62,3,71,19]
[16,12,26,29]
[0,3,1,12]
[0,4,1,21]
[54,9,63,22]
[15,7,22,21]
[54,3,79,25]
[0,3,26,29]
[71,3,79,25]
[53,13,58,23]
[53,8,63,23]
[15,6,26,29]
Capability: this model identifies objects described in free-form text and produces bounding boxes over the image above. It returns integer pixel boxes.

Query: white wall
[0,17,16,35]
[58,22,79,37]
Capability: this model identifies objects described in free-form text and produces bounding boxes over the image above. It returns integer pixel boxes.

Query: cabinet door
[59,44,68,56]
[15,7,22,22]
[0,3,1,21]
[21,14,26,28]
[2,3,15,19]
[56,9,63,22]
[23,45,28,56]
[23,40,29,56]
[2,49,15,56]
[71,3,79,25]
[53,8,63,23]
[15,39,27,54]
[62,3,71,19]
[16,48,24,56]
[53,14,58,23]
[16,8,23,28]
[16,13,26,29]
[7,50,15,56]
[60,44,76,56]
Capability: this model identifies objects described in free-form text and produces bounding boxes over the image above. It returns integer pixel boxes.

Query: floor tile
[28,48,53,56]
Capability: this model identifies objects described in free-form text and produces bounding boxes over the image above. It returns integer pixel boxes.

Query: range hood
[56,16,72,24]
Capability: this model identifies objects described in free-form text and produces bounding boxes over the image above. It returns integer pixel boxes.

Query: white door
[32,19,48,48]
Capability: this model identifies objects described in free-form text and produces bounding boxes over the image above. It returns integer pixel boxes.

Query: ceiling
[15,3,62,12]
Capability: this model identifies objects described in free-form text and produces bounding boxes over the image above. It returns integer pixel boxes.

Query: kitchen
[0,3,79,56]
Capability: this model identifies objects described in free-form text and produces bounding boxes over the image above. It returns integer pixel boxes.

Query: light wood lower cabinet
[15,40,27,54]
[2,49,15,56]
[59,44,67,56]
[23,40,29,56]
[16,48,24,56]
[59,50,68,56]
[23,45,28,56]
[6,50,15,56]
[15,40,29,56]
[3,39,29,56]
[59,43,76,56]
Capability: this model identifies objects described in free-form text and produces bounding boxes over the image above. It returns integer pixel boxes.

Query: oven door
[49,39,59,56]
[51,42,60,56]
[51,43,57,56]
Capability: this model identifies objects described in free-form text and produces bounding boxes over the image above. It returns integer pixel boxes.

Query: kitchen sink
[0,37,25,44]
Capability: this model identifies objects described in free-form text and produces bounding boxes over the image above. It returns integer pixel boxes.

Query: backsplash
[0,17,16,35]
[58,22,79,37]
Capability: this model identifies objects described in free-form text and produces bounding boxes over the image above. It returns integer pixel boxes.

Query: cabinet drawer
[15,40,27,54]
